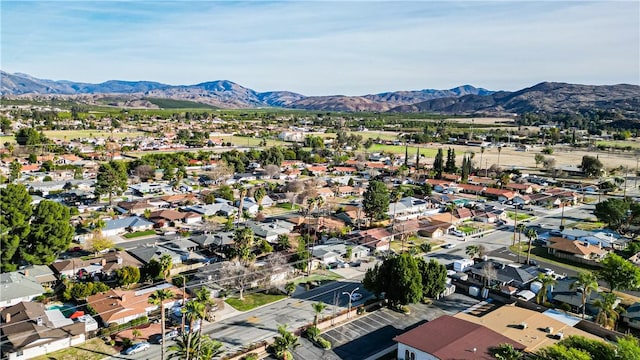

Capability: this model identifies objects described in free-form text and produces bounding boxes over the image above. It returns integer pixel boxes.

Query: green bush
[122,337,133,348]
[304,326,320,341]
[241,354,259,360]
[316,336,332,350]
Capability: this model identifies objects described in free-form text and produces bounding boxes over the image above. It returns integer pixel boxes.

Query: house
[149,209,185,226]
[115,200,157,215]
[311,244,370,265]
[0,272,45,308]
[161,239,206,263]
[550,278,606,317]
[236,198,260,215]
[50,251,142,280]
[547,237,609,263]
[87,283,186,326]
[622,302,640,330]
[187,203,237,217]
[1,302,86,360]
[455,306,602,352]
[182,211,203,224]
[352,228,392,252]
[394,315,524,360]
[245,220,294,242]
[19,266,57,288]
[190,231,235,251]
[126,244,183,266]
[387,197,438,221]
[483,188,517,202]
[102,216,154,237]
[470,261,536,288]
[160,193,198,207]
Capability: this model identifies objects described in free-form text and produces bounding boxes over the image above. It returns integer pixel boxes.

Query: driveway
[292,292,480,360]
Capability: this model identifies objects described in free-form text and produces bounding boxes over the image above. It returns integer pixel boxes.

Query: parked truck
[453,259,474,272]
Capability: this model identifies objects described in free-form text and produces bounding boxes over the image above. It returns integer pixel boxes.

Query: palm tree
[233,183,247,224]
[593,292,620,329]
[465,245,480,259]
[516,223,526,255]
[480,146,485,176]
[272,324,300,360]
[182,301,205,360]
[148,289,175,360]
[311,302,326,327]
[492,343,522,360]
[499,173,510,189]
[570,272,599,319]
[194,287,215,354]
[536,274,557,305]
[525,228,537,265]
[159,254,173,280]
[445,203,457,226]
[168,332,222,360]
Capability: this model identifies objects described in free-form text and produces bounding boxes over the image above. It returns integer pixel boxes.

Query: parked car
[526,259,538,266]
[350,293,363,301]
[123,342,150,355]
[450,229,465,237]
[443,243,456,249]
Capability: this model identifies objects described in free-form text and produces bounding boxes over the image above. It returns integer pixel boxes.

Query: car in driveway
[450,229,465,237]
[123,342,150,355]
[350,293,363,301]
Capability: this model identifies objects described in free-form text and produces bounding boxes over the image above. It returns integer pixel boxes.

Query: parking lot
[291,293,479,360]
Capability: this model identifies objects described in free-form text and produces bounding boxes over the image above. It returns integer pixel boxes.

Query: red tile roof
[394,315,524,359]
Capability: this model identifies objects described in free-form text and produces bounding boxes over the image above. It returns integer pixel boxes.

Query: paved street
[291,293,479,360]
[113,279,369,359]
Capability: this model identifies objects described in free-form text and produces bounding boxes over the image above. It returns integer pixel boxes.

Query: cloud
[1,1,638,95]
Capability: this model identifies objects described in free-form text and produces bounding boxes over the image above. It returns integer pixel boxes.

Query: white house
[0,272,45,308]
[101,216,154,237]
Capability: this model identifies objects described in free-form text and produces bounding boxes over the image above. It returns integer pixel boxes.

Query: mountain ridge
[1,71,638,116]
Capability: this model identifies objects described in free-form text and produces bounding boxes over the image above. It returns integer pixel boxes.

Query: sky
[1,1,639,95]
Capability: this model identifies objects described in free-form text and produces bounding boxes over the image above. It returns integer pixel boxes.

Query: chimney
[24,269,29,277]
[101,258,107,266]
[5,313,10,323]
[120,294,126,302]
[116,256,123,265]
[36,317,43,326]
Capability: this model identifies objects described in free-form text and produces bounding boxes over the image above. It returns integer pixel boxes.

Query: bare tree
[285,180,305,193]
[481,263,497,287]
[134,165,155,182]
[220,261,257,301]
[264,164,280,178]
[206,162,233,183]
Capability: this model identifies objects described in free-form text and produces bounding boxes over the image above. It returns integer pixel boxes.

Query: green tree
[363,253,422,307]
[311,301,326,327]
[149,289,175,360]
[254,187,267,207]
[433,148,444,179]
[416,258,447,299]
[534,343,592,360]
[285,282,296,296]
[362,180,390,222]
[536,273,557,305]
[95,161,128,205]
[593,292,621,329]
[142,258,163,281]
[216,185,234,202]
[445,147,457,173]
[233,227,255,265]
[15,128,46,146]
[9,160,21,182]
[491,343,523,360]
[159,254,173,280]
[616,335,640,360]
[277,234,291,251]
[555,335,616,360]
[581,155,603,177]
[534,154,545,168]
[525,228,538,265]
[597,253,640,292]
[0,184,32,272]
[22,201,73,265]
[570,272,599,319]
[258,239,273,254]
[115,266,141,288]
[593,198,629,230]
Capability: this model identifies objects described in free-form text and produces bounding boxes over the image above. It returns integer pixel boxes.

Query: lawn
[123,230,156,238]
[506,211,533,221]
[276,202,299,210]
[30,338,118,360]
[509,244,600,272]
[225,292,287,311]
[228,136,287,147]
[291,271,342,286]
[570,220,605,231]
[366,143,439,156]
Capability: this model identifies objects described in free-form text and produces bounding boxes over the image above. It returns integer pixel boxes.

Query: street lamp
[342,287,360,319]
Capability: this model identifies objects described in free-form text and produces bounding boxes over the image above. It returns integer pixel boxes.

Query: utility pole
[512,204,519,263]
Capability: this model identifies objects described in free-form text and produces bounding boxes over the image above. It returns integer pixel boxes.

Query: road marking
[322,332,342,344]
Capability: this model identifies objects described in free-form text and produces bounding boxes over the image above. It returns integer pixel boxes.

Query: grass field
[30,338,118,360]
[225,292,287,311]
[366,143,439,156]
[596,140,640,149]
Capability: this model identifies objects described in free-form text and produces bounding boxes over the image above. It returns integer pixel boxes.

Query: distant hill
[389,82,640,118]
[2,72,638,117]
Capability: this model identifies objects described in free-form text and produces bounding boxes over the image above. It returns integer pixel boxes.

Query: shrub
[356,307,365,315]
[242,355,259,360]
[316,336,332,350]
[122,337,133,348]
[304,326,320,341]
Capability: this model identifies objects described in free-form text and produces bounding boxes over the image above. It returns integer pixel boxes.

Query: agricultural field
[43,130,146,140]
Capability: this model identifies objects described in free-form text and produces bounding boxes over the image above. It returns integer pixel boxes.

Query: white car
[350,293,363,301]
[123,342,150,355]
[443,243,456,249]
[450,230,465,237]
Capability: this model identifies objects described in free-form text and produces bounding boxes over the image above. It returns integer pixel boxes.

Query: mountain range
[2,71,639,116]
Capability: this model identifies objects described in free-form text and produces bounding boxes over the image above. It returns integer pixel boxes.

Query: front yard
[30,338,118,360]
[225,292,287,311]
[123,229,156,238]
